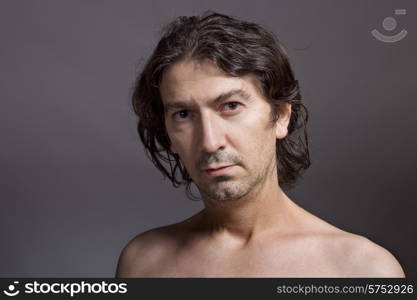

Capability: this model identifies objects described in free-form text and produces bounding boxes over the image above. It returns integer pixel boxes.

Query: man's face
[160,59,289,202]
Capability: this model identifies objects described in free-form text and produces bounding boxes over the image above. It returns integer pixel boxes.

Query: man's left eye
[223,102,241,111]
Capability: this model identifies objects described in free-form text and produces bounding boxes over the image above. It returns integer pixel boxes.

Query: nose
[197,112,226,153]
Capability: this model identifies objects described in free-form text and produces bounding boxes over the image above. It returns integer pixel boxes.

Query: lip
[205,165,236,176]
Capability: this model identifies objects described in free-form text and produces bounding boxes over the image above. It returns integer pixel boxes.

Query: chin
[202,181,250,202]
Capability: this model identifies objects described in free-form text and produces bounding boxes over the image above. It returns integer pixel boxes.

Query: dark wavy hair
[132,12,311,198]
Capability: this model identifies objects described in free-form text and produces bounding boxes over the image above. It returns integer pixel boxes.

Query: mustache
[196,151,244,170]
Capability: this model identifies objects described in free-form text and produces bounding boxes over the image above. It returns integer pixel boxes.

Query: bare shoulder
[115,224,180,278]
[324,231,405,277]
[293,203,405,277]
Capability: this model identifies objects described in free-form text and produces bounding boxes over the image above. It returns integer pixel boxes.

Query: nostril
[198,114,227,152]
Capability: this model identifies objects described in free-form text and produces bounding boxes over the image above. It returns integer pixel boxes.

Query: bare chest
[143,241,344,277]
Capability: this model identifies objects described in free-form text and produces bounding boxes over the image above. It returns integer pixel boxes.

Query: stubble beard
[196,157,275,203]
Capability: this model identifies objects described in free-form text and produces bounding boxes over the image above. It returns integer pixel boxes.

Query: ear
[275,102,291,139]
[170,144,177,154]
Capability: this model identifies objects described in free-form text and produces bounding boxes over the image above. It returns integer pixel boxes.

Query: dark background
[1,0,416,277]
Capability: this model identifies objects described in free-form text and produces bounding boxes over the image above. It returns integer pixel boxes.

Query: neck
[198,174,296,246]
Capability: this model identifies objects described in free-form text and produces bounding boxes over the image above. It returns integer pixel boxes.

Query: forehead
[160,59,264,104]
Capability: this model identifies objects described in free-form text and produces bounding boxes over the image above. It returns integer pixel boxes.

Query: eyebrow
[164,89,252,113]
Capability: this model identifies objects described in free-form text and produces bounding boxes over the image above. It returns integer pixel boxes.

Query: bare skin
[116,204,404,277]
[117,59,405,278]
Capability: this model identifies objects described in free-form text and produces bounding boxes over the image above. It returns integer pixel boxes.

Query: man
[116,12,405,277]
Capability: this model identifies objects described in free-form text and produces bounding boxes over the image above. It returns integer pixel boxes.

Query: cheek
[169,133,195,164]
[243,130,276,157]
[232,123,277,169]
[233,111,276,150]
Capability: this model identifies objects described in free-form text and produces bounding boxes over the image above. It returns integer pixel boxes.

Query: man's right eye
[173,110,189,120]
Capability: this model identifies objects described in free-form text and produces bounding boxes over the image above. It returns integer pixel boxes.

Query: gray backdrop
[1,0,416,277]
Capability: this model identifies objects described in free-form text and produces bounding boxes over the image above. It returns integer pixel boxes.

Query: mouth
[204,165,236,176]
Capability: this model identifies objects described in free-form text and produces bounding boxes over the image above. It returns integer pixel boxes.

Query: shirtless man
[116,12,405,277]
